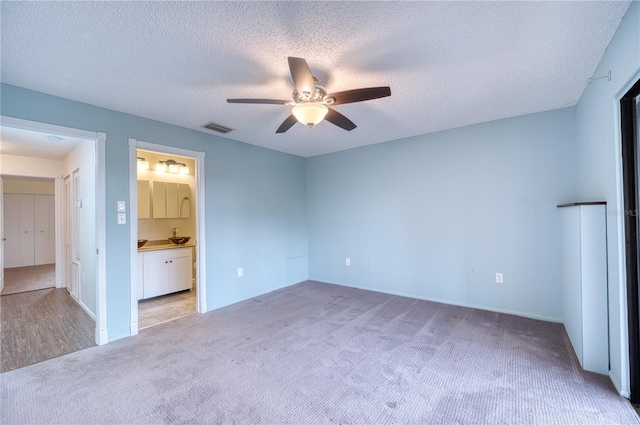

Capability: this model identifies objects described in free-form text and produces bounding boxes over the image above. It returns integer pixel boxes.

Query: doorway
[128,139,206,336]
[0,116,107,348]
[620,77,640,404]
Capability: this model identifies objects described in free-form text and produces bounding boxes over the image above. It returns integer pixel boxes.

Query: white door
[34,195,50,265]
[64,176,72,293]
[18,194,35,267]
[3,194,20,269]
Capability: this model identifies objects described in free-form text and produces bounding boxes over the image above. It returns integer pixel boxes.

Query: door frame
[0,116,108,345]
[128,138,207,336]
[620,77,640,404]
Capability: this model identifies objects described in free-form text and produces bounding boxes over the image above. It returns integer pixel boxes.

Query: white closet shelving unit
[558,201,608,374]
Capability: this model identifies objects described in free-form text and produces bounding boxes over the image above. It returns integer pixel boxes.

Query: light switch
[117,212,126,224]
[117,201,126,212]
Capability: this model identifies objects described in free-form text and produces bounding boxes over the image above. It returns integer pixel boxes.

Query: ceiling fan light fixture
[292,103,328,127]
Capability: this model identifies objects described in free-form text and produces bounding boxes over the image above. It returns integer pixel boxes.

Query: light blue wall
[575,0,640,396]
[0,83,308,341]
[307,108,577,321]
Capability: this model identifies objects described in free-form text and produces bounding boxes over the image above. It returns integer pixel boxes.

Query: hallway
[0,288,95,373]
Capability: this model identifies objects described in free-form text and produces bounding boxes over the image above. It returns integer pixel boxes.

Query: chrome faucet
[172,228,178,237]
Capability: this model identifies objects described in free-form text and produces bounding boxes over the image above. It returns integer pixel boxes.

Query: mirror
[151,181,166,218]
[178,183,190,218]
[165,182,178,218]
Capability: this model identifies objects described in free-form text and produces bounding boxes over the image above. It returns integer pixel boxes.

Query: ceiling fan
[227,57,391,133]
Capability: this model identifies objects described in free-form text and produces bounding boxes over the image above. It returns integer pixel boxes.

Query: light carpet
[1,281,638,424]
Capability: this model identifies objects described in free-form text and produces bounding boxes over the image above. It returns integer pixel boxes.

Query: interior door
[64,176,72,293]
[34,194,50,265]
[18,194,35,267]
[3,194,20,269]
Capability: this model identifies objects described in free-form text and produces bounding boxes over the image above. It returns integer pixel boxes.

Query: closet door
[48,195,55,264]
[34,194,53,265]
[3,194,20,268]
[18,194,35,267]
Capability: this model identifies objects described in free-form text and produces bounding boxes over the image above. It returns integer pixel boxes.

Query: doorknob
[2,238,6,241]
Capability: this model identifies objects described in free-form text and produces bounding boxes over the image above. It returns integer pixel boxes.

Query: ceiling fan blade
[276,114,298,133]
[288,57,315,98]
[227,98,289,105]
[324,87,391,105]
[325,108,357,131]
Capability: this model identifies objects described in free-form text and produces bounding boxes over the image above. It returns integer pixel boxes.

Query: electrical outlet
[346,257,351,266]
[237,268,243,277]
[496,273,504,283]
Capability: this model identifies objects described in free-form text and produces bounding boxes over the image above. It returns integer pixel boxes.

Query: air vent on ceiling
[201,121,234,134]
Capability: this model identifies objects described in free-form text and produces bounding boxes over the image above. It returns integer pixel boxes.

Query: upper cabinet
[165,182,179,218]
[145,180,190,219]
[178,183,190,218]
[137,180,150,219]
[151,181,166,218]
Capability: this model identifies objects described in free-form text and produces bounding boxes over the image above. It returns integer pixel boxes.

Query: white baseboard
[76,298,96,321]
[609,370,630,398]
[313,279,563,323]
[130,322,139,336]
[97,328,108,346]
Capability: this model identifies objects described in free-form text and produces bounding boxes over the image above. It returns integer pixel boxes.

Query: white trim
[0,116,98,141]
[54,177,64,288]
[611,70,640,397]
[1,116,108,346]
[128,140,139,336]
[314,279,564,323]
[195,153,207,314]
[128,139,207,336]
[78,298,96,321]
[610,370,629,398]
[96,133,107,345]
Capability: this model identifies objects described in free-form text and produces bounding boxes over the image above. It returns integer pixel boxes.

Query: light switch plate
[117,201,126,212]
[117,212,126,224]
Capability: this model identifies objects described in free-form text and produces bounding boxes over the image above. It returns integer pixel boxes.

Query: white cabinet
[3,194,55,268]
[559,202,608,374]
[151,181,166,218]
[138,247,192,300]
[178,183,190,218]
[150,181,190,219]
[137,180,150,219]
[165,182,179,218]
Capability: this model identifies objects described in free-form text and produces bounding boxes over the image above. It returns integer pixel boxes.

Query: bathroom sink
[168,237,191,245]
[138,239,148,248]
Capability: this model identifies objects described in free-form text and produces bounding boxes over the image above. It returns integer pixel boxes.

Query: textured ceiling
[0,1,631,158]
[0,126,83,160]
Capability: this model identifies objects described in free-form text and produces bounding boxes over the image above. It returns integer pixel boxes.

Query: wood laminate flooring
[138,289,196,330]
[1,264,56,296]
[0,288,95,373]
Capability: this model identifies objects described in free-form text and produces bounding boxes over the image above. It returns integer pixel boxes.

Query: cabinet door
[168,250,192,292]
[137,180,150,219]
[178,183,190,218]
[151,181,166,218]
[165,182,179,218]
[18,194,35,267]
[34,195,51,265]
[3,194,20,268]
[142,252,168,298]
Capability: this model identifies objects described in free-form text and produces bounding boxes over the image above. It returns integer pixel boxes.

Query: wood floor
[1,264,55,296]
[138,289,195,330]
[0,288,95,373]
